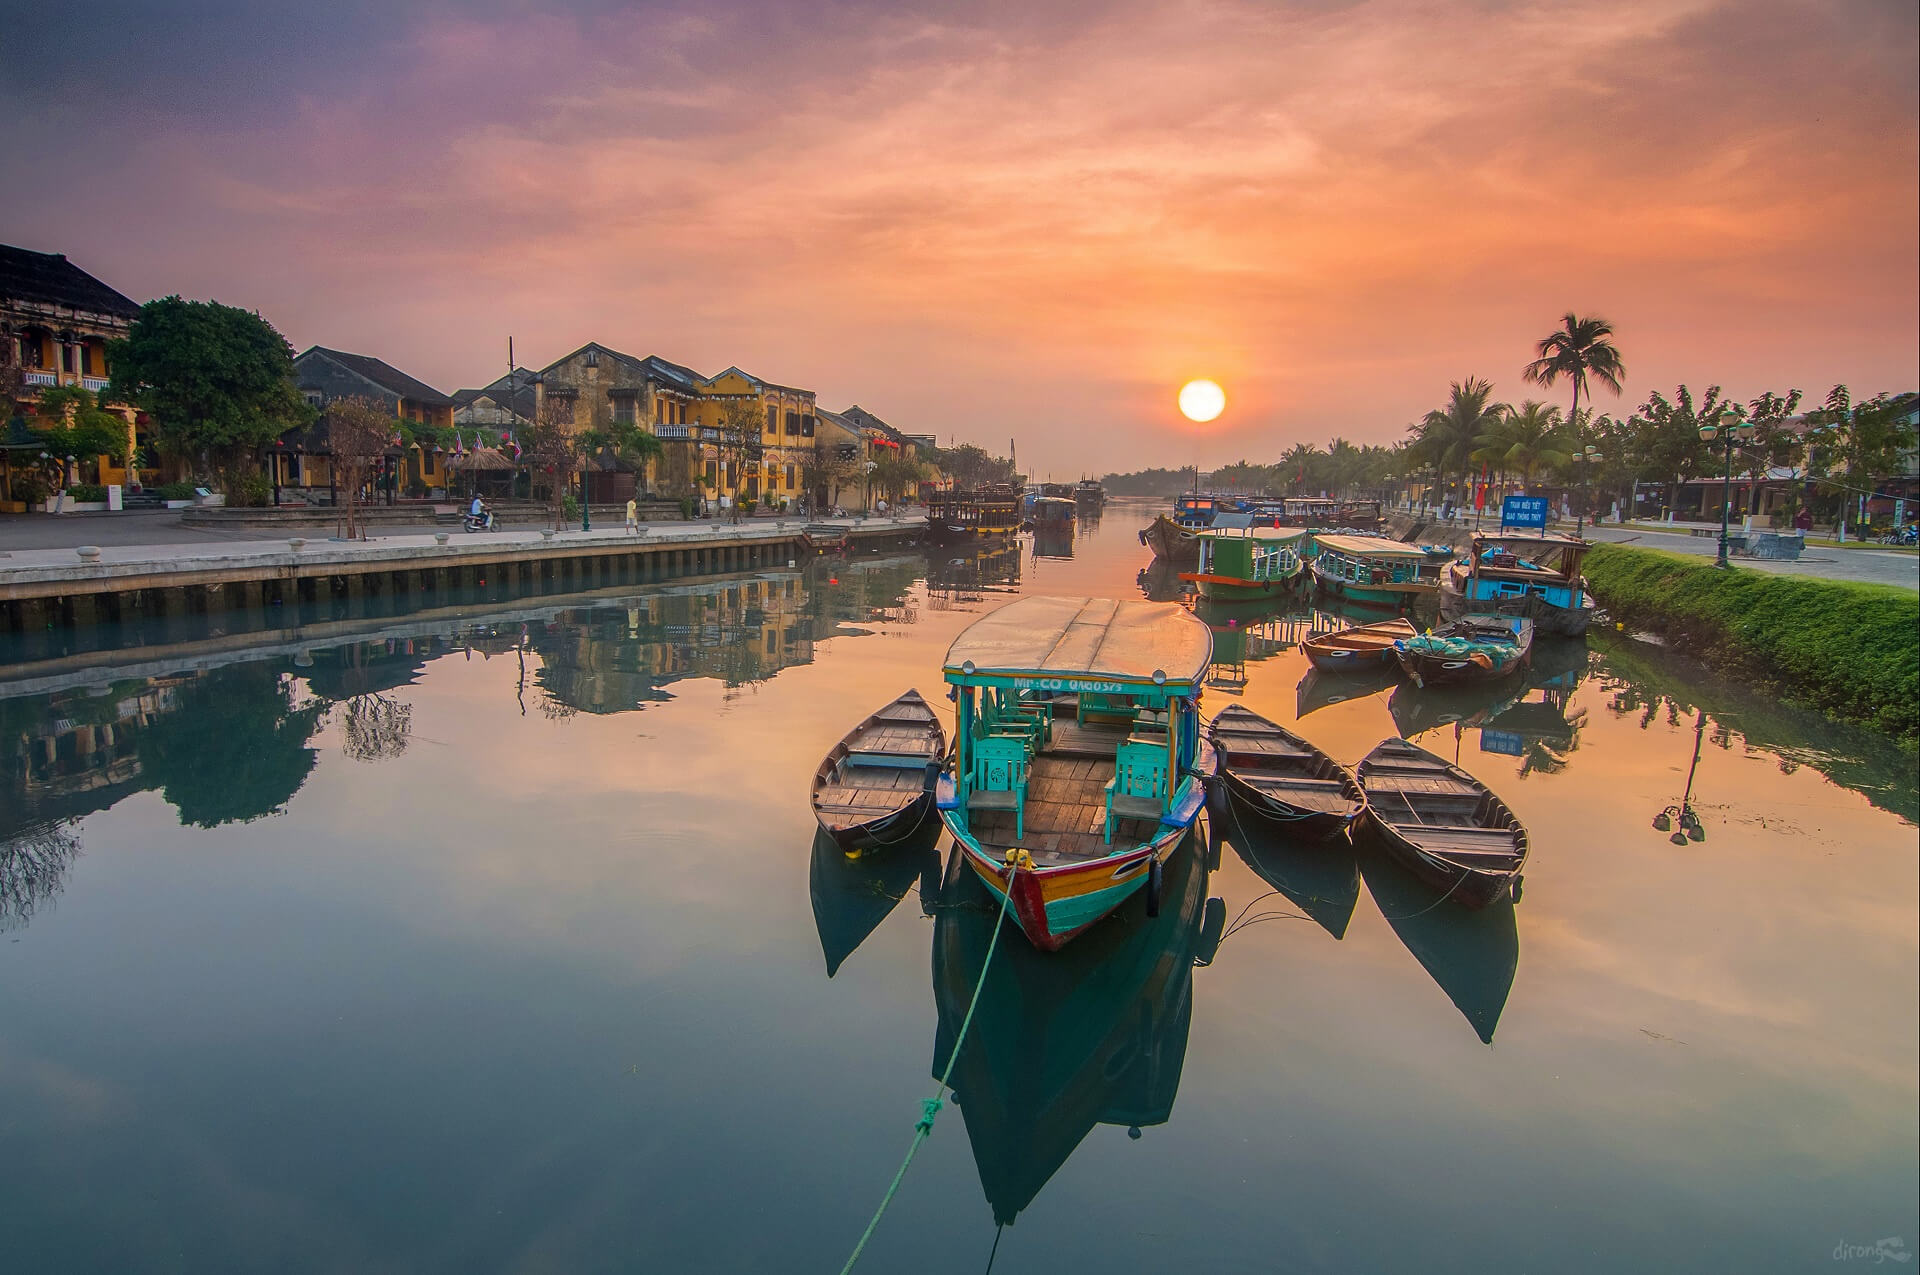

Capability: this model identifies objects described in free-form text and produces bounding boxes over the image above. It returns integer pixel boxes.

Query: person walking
[625,496,639,535]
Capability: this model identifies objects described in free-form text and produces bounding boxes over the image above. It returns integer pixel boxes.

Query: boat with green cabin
[1177,517,1308,601]
[1309,534,1450,608]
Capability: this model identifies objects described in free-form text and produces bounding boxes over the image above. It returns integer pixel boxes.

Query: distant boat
[811,689,946,853]
[808,828,940,977]
[1357,737,1528,909]
[1441,530,1596,637]
[1207,705,1365,842]
[1357,841,1519,1042]
[1073,479,1106,511]
[1310,535,1450,608]
[1301,617,1418,671]
[1392,616,1534,689]
[1178,520,1308,601]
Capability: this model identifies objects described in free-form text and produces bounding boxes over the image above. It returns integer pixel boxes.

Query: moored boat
[1310,534,1450,607]
[1178,519,1308,601]
[1300,616,1418,671]
[1392,616,1533,688]
[1207,704,1365,841]
[1139,513,1202,568]
[1073,478,1106,511]
[927,486,1023,544]
[1440,530,1597,637]
[1356,737,1528,909]
[933,595,1215,951]
[810,688,947,853]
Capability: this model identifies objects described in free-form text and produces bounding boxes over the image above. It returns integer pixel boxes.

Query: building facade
[291,346,458,497]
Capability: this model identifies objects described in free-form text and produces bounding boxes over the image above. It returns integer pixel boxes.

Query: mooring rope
[838,858,1022,1275]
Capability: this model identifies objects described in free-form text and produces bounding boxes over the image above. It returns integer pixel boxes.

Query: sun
[1178,379,1225,423]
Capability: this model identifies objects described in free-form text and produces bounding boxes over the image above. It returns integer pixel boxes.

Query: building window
[801,414,814,437]
[765,405,778,435]
[613,398,636,425]
[785,463,796,488]
[305,391,323,408]
[585,348,599,368]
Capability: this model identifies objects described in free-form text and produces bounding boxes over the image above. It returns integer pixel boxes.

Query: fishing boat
[810,689,947,853]
[1207,705,1365,841]
[1030,495,1076,530]
[1073,478,1106,511]
[1139,514,1202,568]
[1392,616,1533,688]
[926,486,1023,544]
[1440,530,1597,637]
[1178,518,1308,601]
[808,828,941,977]
[1309,535,1450,607]
[1300,616,1418,671]
[1356,737,1528,909]
[933,595,1215,951]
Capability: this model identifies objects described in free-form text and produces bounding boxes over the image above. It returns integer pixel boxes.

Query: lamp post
[1572,444,1601,537]
[1696,408,1756,567]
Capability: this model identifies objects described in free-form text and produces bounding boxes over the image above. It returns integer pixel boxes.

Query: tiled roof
[0,244,142,320]
[298,346,455,406]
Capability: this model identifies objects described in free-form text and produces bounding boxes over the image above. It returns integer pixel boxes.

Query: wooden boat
[811,689,947,853]
[1441,530,1596,637]
[1357,841,1518,1042]
[926,486,1023,544]
[1392,616,1534,688]
[808,827,940,977]
[1300,617,1417,671]
[1356,737,1528,909]
[1178,520,1308,601]
[934,595,1215,951]
[1309,534,1449,607]
[1207,705,1365,841]
[1139,514,1201,569]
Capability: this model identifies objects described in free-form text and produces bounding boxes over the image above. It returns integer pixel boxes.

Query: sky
[3,0,1915,476]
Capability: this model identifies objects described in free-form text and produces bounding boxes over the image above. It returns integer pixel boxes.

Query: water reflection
[0,820,81,932]
[925,542,1023,610]
[1357,840,1520,1044]
[931,836,1224,1228]
[807,827,942,977]
[1216,807,1361,941]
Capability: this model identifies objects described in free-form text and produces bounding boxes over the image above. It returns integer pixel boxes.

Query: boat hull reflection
[1356,841,1519,1043]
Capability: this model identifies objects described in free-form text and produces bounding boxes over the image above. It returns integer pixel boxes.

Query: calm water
[2,505,1915,1274]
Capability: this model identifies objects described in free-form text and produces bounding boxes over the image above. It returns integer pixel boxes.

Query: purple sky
[5,0,1915,475]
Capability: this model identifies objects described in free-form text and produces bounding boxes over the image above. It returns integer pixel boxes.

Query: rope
[838,858,1021,1275]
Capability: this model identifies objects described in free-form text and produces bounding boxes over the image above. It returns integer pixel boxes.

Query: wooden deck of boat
[967,752,1159,863]
[815,764,929,822]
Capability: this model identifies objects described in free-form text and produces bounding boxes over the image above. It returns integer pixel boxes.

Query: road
[1582,525,1918,590]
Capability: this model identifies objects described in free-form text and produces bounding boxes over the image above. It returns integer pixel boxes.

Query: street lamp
[1696,408,1756,567]
[1572,444,1601,537]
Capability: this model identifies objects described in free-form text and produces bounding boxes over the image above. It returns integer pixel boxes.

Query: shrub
[14,474,52,505]
[156,480,198,501]
[224,470,272,507]
[561,493,580,523]
[679,497,695,520]
[1584,544,1919,743]
[67,483,108,502]
[739,498,757,515]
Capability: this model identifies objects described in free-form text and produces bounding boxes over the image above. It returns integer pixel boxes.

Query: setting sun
[1178,379,1226,423]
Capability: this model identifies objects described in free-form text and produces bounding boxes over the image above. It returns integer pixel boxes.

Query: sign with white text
[1501,496,1549,529]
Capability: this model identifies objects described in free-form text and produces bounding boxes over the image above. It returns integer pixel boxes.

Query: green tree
[1807,386,1920,537]
[1420,377,1509,499]
[1523,314,1625,469]
[578,418,665,496]
[136,664,326,828]
[1626,385,1731,519]
[1480,400,1567,492]
[106,296,312,473]
[29,384,131,467]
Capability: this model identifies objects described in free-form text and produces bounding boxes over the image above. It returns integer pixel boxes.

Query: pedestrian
[625,496,639,535]
[1793,506,1811,533]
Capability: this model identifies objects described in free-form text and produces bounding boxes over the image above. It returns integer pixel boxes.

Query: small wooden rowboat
[1301,617,1418,672]
[811,689,947,854]
[1208,705,1365,841]
[1392,616,1533,688]
[1357,738,1527,909]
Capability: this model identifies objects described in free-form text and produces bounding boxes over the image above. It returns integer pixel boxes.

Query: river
[2,502,1914,1273]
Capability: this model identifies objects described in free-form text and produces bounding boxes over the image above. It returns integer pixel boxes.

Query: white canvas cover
[943,596,1212,687]
[1312,534,1431,560]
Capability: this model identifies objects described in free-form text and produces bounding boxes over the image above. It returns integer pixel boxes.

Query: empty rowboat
[1356,737,1528,909]
[811,689,947,854]
[1207,705,1365,841]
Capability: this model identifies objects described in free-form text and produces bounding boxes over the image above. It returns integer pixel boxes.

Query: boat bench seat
[1248,776,1347,791]
[845,751,936,768]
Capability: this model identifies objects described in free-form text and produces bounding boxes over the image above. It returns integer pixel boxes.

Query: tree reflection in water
[0,821,81,933]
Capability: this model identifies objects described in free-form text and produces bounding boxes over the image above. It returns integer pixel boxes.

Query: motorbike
[463,509,494,533]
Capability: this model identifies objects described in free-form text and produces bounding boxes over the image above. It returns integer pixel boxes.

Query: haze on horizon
[3,0,1914,477]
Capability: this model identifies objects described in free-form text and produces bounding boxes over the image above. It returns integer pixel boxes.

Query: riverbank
[1582,543,1919,745]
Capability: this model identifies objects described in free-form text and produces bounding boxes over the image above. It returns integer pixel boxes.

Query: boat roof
[1197,522,1306,542]
[943,596,1212,689]
[1312,534,1431,560]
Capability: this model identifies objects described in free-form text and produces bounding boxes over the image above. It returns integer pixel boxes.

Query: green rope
[838,861,1020,1275]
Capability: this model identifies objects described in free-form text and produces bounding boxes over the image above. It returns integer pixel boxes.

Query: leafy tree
[800,440,861,514]
[1523,313,1626,460]
[30,384,132,467]
[714,397,766,522]
[1740,389,1805,518]
[136,664,325,828]
[106,296,312,472]
[1807,386,1920,536]
[1420,377,1509,499]
[1479,400,1567,492]
[524,397,582,530]
[926,442,1017,489]
[578,418,665,496]
[1626,385,1731,518]
[872,452,928,503]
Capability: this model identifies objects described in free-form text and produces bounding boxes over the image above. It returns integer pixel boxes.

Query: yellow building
[691,367,818,510]
[290,346,457,499]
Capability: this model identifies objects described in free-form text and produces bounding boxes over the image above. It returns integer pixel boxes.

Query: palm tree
[1481,400,1567,492]
[1420,377,1509,503]
[1524,314,1625,458]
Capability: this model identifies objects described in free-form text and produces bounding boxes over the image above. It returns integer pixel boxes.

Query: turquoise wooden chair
[1104,740,1171,843]
[966,734,1031,838]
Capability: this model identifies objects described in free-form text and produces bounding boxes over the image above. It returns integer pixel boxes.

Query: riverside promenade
[0,513,924,623]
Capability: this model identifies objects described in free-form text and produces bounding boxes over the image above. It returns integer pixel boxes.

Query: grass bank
[1583,544,1919,745]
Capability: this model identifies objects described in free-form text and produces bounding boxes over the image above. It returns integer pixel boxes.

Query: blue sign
[1501,495,1549,529]
[1479,730,1526,757]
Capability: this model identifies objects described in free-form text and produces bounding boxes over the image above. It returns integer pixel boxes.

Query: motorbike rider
[468,492,494,530]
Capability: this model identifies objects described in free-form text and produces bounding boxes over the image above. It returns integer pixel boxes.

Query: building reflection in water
[924,542,1022,612]
[930,837,1224,1229]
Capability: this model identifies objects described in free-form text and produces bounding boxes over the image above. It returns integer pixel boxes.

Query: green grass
[1584,544,1919,744]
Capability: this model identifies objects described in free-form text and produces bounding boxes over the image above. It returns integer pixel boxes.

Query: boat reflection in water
[1357,840,1519,1044]
[807,827,942,977]
[1388,638,1589,776]
[1294,665,1399,718]
[925,543,1024,611]
[1193,598,1313,697]
[1214,803,1361,940]
[1031,525,1076,560]
[931,835,1223,1226]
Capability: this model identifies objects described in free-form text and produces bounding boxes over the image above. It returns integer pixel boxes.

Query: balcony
[23,370,57,387]
[656,424,691,439]
[82,376,110,392]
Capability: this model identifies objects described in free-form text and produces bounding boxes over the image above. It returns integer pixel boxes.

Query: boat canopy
[1313,534,1432,560]
[1199,521,1305,542]
[943,595,1212,692]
